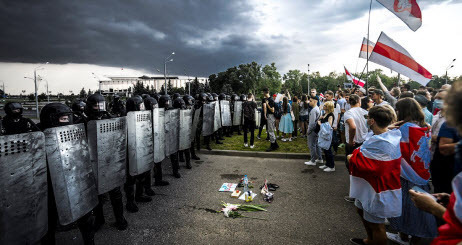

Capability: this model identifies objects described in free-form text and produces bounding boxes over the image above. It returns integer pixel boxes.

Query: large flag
[359,37,376,59]
[349,129,402,218]
[399,122,431,185]
[369,32,432,86]
[377,0,422,31]
[432,172,462,244]
[344,66,365,87]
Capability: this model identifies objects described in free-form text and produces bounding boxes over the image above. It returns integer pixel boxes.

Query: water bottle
[243,175,249,193]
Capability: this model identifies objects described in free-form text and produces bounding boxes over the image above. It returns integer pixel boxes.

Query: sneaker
[256,135,261,140]
[323,167,335,172]
[339,143,345,148]
[281,138,287,142]
[244,143,248,147]
[250,145,254,149]
[344,196,355,203]
[304,161,316,166]
[315,159,323,164]
[288,138,292,142]
[386,232,409,245]
[292,136,297,139]
[318,165,327,169]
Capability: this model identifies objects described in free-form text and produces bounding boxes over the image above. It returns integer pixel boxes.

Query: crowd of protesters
[245,78,462,244]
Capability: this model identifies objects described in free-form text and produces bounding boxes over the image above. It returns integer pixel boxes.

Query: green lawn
[209,128,345,154]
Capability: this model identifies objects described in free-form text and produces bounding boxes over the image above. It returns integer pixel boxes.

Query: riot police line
[0,91,256,245]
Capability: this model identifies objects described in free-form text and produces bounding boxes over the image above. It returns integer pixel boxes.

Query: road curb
[199,149,346,161]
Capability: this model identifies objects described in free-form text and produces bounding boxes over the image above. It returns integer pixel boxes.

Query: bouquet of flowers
[220,202,267,220]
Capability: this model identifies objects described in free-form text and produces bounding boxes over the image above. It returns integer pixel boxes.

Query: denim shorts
[355,199,386,224]
[299,115,309,122]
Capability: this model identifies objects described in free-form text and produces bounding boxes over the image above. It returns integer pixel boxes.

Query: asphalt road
[55,154,431,245]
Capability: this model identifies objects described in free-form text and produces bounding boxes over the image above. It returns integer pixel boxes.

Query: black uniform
[1,102,40,135]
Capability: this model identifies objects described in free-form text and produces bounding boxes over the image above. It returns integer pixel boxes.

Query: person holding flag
[388,98,438,244]
[348,105,402,245]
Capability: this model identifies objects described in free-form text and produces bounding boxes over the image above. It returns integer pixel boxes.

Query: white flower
[222,208,231,217]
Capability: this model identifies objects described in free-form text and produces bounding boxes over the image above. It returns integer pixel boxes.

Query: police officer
[109,94,126,117]
[153,95,172,186]
[177,96,194,169]
[161,95,182,178]
[71,100,87,124]
[124,95,152,213]
[1,102,40,135]
[84,93,128,231]
[195,93,207,151]
[39,103,96,245]
[180,95,200,161]
[230,94,239,136]
[218,93,231,138]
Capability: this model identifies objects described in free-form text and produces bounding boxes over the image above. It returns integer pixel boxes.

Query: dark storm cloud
[0,0,454,76]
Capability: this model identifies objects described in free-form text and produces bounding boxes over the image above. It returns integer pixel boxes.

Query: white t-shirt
[375,100,390,106]
[344,107,368,144]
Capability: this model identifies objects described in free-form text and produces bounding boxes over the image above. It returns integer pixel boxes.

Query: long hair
[301,94,309,109]
[283,97,289,114]
[395,97,426,127]
[323,101,334,115]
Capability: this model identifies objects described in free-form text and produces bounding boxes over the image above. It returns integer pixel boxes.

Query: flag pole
[366,0,373,96]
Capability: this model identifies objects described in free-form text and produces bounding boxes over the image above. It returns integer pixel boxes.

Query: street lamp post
[33,62,48,118]
[307,64,310,94]
[445,58,456,84]
[164,52,175,95]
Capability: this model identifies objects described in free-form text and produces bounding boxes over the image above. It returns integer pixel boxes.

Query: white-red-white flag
[377,0,422,32]
[344,67,365,87]
[359,37,376,59]
[369,32,432,86]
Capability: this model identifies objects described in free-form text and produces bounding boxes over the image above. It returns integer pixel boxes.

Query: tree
[133,81,149,95]
[28,93,35,101]
[283,70,303,96]
[261,63,282,95]
[79,87,87,98]
[38,92,47,102]
[87,88,93,96]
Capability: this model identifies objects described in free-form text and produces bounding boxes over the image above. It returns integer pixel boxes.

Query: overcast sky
[0,0,461,94]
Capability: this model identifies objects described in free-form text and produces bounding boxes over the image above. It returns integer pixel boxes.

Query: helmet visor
[92,101,106,111]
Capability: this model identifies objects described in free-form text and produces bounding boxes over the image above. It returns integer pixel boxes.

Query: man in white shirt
[371,89,390,106]
[344,94,368,161]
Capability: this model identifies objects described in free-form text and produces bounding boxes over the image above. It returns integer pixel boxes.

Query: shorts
[355,199,386,224]
[299,115,309,122]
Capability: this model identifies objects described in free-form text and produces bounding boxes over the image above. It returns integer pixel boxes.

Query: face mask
[433,99,444,109]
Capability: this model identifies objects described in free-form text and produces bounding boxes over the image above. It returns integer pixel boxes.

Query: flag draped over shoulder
[369,32,432,86]
[349,129,402,218]
[431,172,462,244]
[344,66,365,87]
[377,0,422,31]
[359,37,376,59]
[399,122,431,185]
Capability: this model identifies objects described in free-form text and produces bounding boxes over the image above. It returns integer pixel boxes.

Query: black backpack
[243,101,255,120]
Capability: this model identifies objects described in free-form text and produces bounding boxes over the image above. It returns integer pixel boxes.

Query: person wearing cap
[376,75,399,108]
[414,94,433,126]
[371,89,389,107]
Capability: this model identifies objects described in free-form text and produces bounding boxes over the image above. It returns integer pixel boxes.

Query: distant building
[98,75,208,95]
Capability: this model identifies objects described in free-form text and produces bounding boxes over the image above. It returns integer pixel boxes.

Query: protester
[348,106,402,245]
[414,94,433,126]
[264,88,279,152]
[371,89,389,106]
[292,96,300,139]
[344,94,368,166]
[322,91,341,154]
[257,92,269,141]
[279,97,294,142]
[305,96,323,166]
[387,98,438,244]
[300,94,310,137]
[242,93,257,148]
[317,101,335,172]
[376,75,399,108]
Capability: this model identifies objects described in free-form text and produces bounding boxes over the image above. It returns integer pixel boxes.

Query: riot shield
[233,101,243,126]
[179,109,192,150]
[213,101,221,132]
[191,107,201,142]
[153,108,166,163]
[0,132,48,244]
[44,124,98,225]
[255,109,261,127]
[202,103,214,136]
[165,109,180,156]
[127,111,154,176]
[87,117,127,195]
[220,100,232,127]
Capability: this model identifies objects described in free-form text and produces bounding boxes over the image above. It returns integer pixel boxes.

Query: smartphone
[411,186,437,201]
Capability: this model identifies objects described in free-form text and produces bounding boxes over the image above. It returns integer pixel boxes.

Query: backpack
[274,102,282,118]
[243,101,255,121]
[317,122,333,150]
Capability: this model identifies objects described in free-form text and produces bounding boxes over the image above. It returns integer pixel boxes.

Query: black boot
[179,151,185,162]
[171,153,181,178]
[77,213,95,245]
[93,196,106,232]
[154,162,169,186]
[124,183,139,213]
[109,188,128,231]
[185,149,192,169]
[143,171,155,196]
[135,180,152,203]
[190,144,200,160]
[266,142,279,152]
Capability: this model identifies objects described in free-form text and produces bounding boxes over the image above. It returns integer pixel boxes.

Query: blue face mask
[433,99,444,109]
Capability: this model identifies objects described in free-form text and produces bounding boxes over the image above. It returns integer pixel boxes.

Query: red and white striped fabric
[399,122,432,185]
[432,172,462,244]
[369,32,432,86]
[377,0,422,32]
[344,66,365,87]
[359,37,375,59]
[349,129,402,218]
